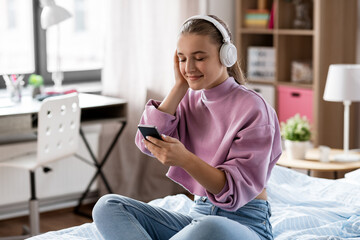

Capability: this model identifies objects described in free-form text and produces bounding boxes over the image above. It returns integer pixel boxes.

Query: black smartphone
[138,124,162,140]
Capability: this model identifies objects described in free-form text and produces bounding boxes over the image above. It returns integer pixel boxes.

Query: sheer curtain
[98,0,206,201]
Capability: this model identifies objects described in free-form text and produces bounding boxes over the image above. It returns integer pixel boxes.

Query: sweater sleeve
[135,99,181,156]
[206,124,282,211]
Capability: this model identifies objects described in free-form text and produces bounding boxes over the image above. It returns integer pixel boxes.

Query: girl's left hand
[144,135,191,167]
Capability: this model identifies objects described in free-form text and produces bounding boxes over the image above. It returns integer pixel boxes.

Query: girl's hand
[144,134,226,194]
[157,51,188,116]
[144,135,191,167]
[174,50,189,89]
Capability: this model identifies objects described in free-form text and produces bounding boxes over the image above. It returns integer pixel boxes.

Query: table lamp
[323,64,360,162]
[40,0,72,91]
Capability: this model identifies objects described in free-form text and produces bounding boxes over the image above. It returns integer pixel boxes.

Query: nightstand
[277,148,360,179]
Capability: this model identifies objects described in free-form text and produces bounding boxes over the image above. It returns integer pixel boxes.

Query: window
[0,0,35,76]
[0,0,104,88]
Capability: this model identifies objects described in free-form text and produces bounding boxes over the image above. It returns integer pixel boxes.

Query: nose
[185,59,195,73]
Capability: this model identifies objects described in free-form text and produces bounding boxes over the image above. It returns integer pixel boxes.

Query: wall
[207,0,235,40]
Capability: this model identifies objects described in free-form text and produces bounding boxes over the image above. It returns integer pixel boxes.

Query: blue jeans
[92,194,273,240]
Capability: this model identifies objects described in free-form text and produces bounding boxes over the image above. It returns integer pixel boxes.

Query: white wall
[207,0,235,41]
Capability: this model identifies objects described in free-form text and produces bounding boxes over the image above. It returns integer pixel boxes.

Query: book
[245,9,270,28]
[268,2,275,29]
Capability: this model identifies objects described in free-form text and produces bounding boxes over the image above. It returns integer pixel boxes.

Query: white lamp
[40,0,71,91]
[323,64,360,162]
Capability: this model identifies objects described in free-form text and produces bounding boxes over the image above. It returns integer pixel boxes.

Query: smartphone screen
[138,124,162,140]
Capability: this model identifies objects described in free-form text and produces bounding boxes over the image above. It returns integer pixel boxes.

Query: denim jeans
[92,194,273,240]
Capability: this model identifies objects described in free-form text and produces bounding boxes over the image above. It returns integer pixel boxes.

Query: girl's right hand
[157,51,189,116]
[174,50,189,89]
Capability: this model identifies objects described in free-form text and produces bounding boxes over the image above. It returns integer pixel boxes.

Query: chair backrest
[37,93,81,165]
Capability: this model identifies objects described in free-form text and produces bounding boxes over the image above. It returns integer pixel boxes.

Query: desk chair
[0,93,80,239]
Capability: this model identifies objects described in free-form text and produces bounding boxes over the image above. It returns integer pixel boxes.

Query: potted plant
[281,114,311,159]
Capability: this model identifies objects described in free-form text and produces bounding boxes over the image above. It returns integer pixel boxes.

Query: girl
[93,15,282,240]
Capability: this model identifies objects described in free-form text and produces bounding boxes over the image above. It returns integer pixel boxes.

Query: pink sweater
[135,77,282,211]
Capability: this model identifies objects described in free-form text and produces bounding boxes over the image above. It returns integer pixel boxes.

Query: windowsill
[59,81,103,94]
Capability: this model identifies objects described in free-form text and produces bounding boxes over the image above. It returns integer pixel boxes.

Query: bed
[29,165,360,240]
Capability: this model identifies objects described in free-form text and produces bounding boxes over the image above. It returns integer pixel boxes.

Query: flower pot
[284,140,310,159]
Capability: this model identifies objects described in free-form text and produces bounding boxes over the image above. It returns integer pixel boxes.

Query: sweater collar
[201,77,237,101]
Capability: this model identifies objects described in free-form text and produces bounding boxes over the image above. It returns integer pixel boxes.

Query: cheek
[179,63,186,75]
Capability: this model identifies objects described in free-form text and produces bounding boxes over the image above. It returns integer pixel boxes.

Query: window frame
[0,0,101,89]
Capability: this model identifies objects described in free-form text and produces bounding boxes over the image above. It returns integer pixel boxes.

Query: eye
[178,58,186,62]
[195,58,204,61]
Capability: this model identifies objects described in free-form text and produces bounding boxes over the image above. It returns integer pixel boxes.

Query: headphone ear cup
[220,42,237,67]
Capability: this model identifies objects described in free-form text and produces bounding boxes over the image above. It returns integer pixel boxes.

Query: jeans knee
[189,216,259,240]
[192,216,227,233]
[92,194,125,223]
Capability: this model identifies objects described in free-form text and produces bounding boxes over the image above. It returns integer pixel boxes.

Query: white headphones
[184,15,237,67]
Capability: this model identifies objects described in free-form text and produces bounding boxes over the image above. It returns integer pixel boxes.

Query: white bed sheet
[28,165,360,240]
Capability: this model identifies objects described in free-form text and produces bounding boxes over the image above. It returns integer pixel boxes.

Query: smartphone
[138,124,162,140]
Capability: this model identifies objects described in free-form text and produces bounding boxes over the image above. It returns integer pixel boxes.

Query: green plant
[28,74,44,87]
[281,114,311,141]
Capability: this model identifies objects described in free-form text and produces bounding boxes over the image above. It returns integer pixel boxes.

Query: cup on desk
[319,145,330,162]
[2,74,24,103]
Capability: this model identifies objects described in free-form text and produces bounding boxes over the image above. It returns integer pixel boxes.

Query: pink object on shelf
[277,85,313,124]
[268,2,275,29]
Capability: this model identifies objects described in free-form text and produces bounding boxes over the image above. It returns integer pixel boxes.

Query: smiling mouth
[187,75,203,81]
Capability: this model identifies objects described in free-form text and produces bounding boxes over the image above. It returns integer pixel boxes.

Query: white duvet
[29,165,360,240]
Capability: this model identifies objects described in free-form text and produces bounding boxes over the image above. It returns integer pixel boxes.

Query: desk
[0,93,127,217]
[277,148,360,179]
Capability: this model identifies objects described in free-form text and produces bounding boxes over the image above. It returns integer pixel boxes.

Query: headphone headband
[185,15,231,43]
[183,15,237,67]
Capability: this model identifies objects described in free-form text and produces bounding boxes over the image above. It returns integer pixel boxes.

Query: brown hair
[180,15,246,85]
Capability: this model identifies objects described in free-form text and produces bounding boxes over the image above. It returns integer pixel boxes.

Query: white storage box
[247,47,275,81]
[246,83,275,108]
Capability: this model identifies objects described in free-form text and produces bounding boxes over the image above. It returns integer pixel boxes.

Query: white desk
[0,93,127,134]
[0,93,127,217]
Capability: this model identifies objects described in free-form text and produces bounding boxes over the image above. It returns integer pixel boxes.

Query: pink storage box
[277,85,313,124]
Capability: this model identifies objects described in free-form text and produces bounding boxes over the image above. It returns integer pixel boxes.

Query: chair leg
[29,171,40,236]
[0,172,39,240]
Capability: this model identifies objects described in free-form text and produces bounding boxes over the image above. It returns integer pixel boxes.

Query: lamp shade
[40,0,71,29]
[323,64,360,102]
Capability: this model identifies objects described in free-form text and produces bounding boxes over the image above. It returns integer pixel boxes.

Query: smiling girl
[93,15,282,240]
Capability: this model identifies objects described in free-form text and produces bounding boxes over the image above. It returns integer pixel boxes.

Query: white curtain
[98,0,206,202]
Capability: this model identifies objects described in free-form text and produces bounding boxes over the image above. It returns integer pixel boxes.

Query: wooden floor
[0,204,94,238]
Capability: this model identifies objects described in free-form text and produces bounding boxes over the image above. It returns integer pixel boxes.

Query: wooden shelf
[236,0,358,148]
[240,28,314,36]
[277,82,313,89]
[240,28,274,34]
[277,29,314,36]
[247,80,276,85]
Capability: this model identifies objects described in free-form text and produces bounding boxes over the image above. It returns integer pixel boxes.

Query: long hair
[180,15,246,85]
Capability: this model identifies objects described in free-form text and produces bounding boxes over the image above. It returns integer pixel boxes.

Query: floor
[0,204,94,238]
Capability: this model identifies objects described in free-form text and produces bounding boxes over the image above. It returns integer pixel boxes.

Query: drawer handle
[291,92,300,97]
